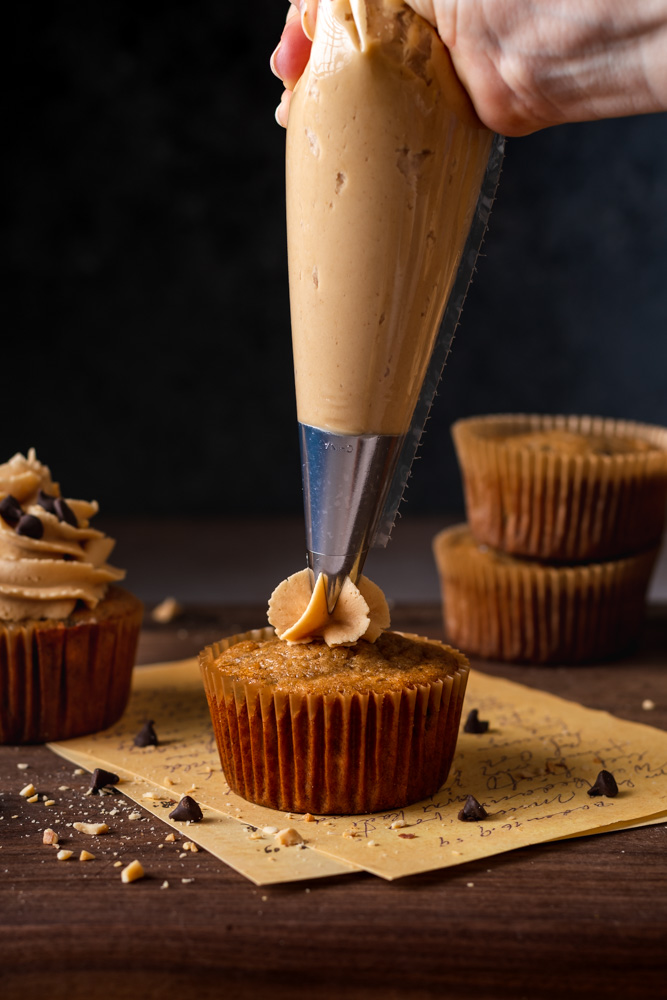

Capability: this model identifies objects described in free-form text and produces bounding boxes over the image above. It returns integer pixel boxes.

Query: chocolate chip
[54,497,78,527]
[133,720,158,747]
[463,709,489,734]
[37,489,57,514]
[587,770,619,798]
[16,514,44,539]
[168,795,203,823]
[0,495,24,527]
[89,768,120,794]
[458,795,488,822]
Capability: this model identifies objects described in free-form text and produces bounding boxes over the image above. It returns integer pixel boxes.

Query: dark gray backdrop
[6,2,667,516]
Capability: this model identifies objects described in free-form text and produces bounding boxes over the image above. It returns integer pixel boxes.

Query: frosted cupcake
[452,414,667,562]
[200,570,469,814]
[0,450,143,743]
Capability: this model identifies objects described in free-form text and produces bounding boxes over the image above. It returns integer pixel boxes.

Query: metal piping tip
[300,423,404,615]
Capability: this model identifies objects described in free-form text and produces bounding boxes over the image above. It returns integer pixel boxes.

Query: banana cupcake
[452,414,667,562]
[0,450,143,743]
[200,570,469,814]
[433,524,658,664]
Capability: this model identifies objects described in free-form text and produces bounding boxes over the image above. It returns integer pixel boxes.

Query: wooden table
[2,604,666,1000]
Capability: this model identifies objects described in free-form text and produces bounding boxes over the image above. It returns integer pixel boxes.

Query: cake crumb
[79,850,95,861]
[43,828,59,845]
[275,828,304,847]
[121,860,145,883]
[73,822,109,836]
[20,783,36,798]
[56,850,73,861]
[642,699,656,711]
[151,596,183,624]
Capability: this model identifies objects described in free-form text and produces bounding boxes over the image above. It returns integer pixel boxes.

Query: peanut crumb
[367,840,377,847]
[73,769,85,776]
[151,596,183,623]
[44,799,56,807]
[262,826,278,835]
[17,763,29,770]
[165,833,177,842]
[113,861,123,868]
[160,880,170,889]
[451,850,462,856]
[73,822,109,836]
[181,877,195,884]
[57,850,73,861]
[249,832,264,840]
[183,841,199,853]
[79,850,95,861]
[275,828,304,847]
[27,794,39,804]
[642,699,656,710]
[163,777,175,786]
[20,783,36,798]
[128,812,141,821]
[303,813,316,823]
[58,786,70,791]
[43,828,59,845]
[179,852,188,859]
[121,859,145,883]
[389,819,407,829]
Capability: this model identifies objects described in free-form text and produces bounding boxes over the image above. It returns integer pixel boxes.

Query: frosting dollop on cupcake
[0,449,124,621]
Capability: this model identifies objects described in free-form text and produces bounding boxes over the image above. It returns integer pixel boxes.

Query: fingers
[271,10,313,91]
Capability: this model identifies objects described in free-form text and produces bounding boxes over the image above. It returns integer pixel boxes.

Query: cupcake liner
[453,414,667,562]
[0,586,143,744]
[433,525,658,665]
[200,628,470,815]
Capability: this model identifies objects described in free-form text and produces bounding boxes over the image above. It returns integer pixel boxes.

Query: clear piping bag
[285,0,504,612]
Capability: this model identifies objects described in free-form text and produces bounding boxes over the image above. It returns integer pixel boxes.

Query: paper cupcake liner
[453,414,667,562]
[200,628,470,815]
[0,586,143,744]
[433,525,658,665]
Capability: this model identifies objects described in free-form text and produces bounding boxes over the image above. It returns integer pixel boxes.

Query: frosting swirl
[0,449,125,621]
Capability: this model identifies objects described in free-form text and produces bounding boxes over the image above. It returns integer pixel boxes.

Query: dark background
[6,2,667,518]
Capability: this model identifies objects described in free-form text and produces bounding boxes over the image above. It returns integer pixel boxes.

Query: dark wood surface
[2,603,666,1000]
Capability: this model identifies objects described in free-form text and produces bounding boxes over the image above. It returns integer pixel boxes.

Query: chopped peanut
[20,783,36,798]
[56,850,73,861]
[275,828,304,847]
[121,859,145,883]
[43,828,59,845]
[73,822,109,836]
[79,850,95,861]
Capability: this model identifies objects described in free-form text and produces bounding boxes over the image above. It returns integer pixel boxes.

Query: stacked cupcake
[433,414,667,664]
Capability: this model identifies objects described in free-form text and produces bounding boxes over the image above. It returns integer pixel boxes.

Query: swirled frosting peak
[0,449,125,621]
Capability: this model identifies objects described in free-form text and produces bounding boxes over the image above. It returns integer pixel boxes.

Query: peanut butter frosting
[268,568,390,646]
[0,450,125,621]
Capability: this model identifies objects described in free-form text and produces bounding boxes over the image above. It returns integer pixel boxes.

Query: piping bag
[286,0,504,613]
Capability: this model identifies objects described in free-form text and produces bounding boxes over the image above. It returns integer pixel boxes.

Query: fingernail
[270,41,282,78]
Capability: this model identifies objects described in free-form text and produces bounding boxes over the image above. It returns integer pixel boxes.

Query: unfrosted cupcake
[433,524,658,664]
[452,414,667,562]
[200,626,469,814]
[0,450,143,743]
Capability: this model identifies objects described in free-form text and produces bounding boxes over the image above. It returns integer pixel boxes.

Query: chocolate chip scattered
[54,497,78,527]
[16,514,44,539]
[89,768,120,794]
[587,770,619,798]
[464,709,489,734]
[457,795,488,822]
[134,720,158,747]
[168,796,203,823]
[0,495,24,527]
[37,489,57,514]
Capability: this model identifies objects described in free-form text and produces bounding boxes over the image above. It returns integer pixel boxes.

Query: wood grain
[2,604,666,1000]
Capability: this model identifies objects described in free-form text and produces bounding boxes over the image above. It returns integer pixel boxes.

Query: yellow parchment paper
[49,658,667,884]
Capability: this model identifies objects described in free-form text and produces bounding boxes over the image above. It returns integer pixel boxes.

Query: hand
[270,0,667,136]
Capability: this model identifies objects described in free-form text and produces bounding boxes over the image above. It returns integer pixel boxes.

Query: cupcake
[0,450,143,744]
[452,414,667,562]
[199,570,469,814]
[433,524,658,664]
